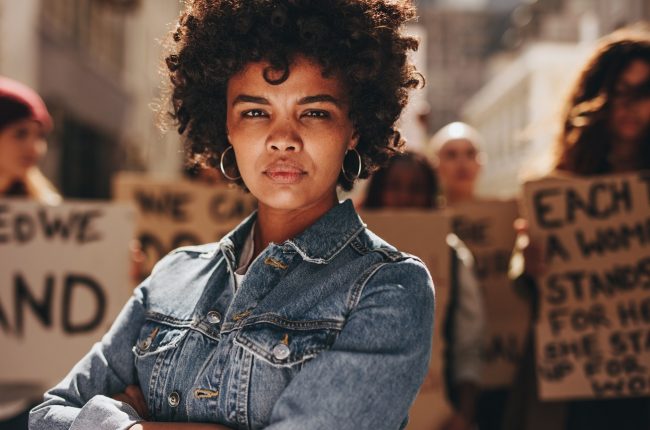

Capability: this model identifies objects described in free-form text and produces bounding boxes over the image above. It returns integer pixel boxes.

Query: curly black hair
[162,0,422,190]
[555,24,650,175]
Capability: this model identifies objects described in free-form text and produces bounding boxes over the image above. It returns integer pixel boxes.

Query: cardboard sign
[360,210,453,430]
[0,199,134,388]
[113,173,257,277]
[451,199,530,388]
[523,172,650,400]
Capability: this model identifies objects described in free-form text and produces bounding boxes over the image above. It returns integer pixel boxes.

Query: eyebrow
[231,94,341,107]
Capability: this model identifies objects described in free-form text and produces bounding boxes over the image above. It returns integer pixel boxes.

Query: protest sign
[361,210,453,430]
[452,199,530,388]
[0,199,134,388]
[523,172,650,400]
[113,173,257,277]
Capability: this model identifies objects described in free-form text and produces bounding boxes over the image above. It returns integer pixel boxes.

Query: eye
[302,110,330,119]
[242,109,268,118]
[14,128,30,140]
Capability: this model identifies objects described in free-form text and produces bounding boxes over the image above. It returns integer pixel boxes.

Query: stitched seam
[347,260,392,311]
[144,312,194,326]
[220,316,344,334]
[284,223,366,264]
[237,348,253,428]
[233,336,326,368]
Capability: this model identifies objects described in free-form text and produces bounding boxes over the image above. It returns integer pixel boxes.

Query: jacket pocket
[234,322,339,368]
[132,319,189,359]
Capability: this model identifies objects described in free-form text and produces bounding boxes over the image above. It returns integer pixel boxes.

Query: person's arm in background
[443,249,485,430]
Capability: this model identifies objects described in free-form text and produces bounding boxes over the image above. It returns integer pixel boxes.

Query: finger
[513,217,529,233]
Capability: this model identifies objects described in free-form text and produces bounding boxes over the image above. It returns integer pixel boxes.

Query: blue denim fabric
[29,200,435,430]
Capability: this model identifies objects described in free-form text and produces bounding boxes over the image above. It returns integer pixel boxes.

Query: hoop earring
[341,148,362,182]
[220,145,241,181]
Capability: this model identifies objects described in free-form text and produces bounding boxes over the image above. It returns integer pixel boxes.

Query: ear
[348,131,359,150]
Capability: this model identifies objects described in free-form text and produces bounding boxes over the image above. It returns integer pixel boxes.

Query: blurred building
[0,0,182,199]
[463,42,589,198]
[415,0,521,135]
[460,0,650,198]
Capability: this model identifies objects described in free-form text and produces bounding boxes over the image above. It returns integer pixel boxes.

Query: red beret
[0,76,53,133]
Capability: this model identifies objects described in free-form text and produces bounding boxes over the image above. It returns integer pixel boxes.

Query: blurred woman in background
[0,77,59,429]
[0,76,60,205]
[364,150,485,430]
[508,24,650,430]
[429,121,483,207]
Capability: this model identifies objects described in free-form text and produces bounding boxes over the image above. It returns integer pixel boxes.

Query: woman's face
[226,56,357,212]
[0,119,46,181]
[436,138,480,198]
[380,160,432,209]
[609,59,650,142]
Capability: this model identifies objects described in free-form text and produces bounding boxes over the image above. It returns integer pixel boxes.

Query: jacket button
[168,391,180,408]
[206,311,221,324]
[272,343,291,361]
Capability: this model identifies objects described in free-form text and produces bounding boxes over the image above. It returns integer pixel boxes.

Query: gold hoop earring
[341,148,362,182]
[220,145,241,181]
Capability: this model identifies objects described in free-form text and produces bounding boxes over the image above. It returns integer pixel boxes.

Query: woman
[506,24,650,430]
[363,151,485,430]
[429,121,483,206]
[29,1,434,429]
[0,76,60,430]
[0,76,60,204]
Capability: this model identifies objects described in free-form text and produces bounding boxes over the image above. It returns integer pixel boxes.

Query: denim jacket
[30,200,435,430]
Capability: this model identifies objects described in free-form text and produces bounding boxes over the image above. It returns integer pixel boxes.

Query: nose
[266,119,303,152]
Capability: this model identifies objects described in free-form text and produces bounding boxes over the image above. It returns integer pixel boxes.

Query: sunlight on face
[226,55,357,212]
[436,138,481,198]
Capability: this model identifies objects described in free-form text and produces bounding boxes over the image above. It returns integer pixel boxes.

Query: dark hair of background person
[363,150,438,209]
[554,24,650,175]
[160,0,423,191]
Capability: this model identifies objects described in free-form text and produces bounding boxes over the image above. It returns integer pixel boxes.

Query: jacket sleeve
[29,283,148,430]
[265,257,435,430]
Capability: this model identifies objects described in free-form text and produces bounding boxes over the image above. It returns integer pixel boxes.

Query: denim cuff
[69,395,143,430]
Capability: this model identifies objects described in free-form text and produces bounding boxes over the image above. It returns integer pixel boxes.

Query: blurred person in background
[0,76,60,205]
[429,121,483,207]
[0,76,59,430]
[506,24,650,430]
[431,122,515,430]
[363,150,485,430]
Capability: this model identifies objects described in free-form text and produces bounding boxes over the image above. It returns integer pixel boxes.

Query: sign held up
[0,199,134,387]
[113,173,257,278]
[523,172,650,400]
[451,199,530,389]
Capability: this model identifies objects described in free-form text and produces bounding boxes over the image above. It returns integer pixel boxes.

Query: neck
[608,138,641,172]
[253,193,338,259]
[445,188,474,206]
[0,174,18,195]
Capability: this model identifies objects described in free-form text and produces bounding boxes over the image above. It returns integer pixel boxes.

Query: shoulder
[351,230,435,312]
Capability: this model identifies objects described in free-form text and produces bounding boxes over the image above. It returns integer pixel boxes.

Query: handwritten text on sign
[113,173,257,278]
[0,199,133,387]
[452,200,530,388]
[523,172,650,400]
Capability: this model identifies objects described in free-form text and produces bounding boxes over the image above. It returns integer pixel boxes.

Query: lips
[263,160,307,184]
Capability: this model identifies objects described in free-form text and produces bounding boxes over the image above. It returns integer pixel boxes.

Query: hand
[113,384,149,419]
[440,413,474,430]
[513,218,545,278]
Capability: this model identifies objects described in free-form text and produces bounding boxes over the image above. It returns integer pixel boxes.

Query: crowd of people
[1,1,649,429]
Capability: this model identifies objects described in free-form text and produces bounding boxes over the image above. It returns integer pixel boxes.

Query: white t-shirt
[233,224,255,289]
